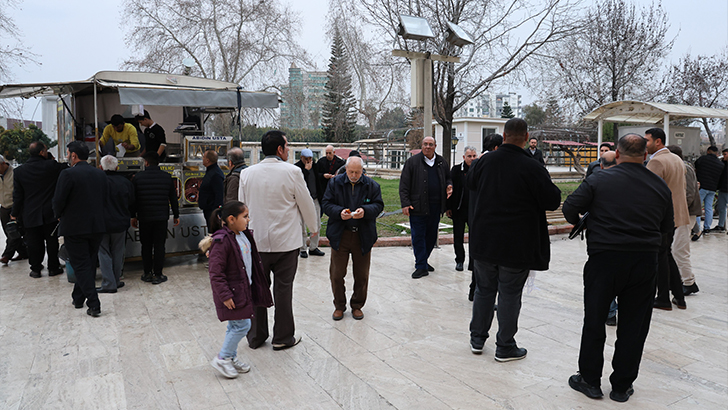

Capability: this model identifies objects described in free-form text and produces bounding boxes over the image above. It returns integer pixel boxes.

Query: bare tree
[357,0,581,164]
[0,0,38,118]
[532,0,673,125]
[327,0,409,132]
[667,50,728,146]
[122,0,308,96]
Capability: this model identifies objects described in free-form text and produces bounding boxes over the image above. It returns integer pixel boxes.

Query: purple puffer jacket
[208,227,273,321]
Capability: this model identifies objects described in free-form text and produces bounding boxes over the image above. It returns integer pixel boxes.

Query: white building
[434,117,509,159]
[455,92,522,118]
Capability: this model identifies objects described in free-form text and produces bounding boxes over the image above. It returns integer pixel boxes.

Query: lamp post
[393,15,473,163]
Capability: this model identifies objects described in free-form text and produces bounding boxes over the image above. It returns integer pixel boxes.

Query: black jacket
[198,163,224,213]
[399,152,452,216]
[527,148,545,165]
[563,162,673,254]
[131,166,180,221]
[694,154,724,191]
[466,144,561,270]
[322,173,384,255]
[52,161,107,236]
[315,156,345,201]
[446,161,470,218]
[104,171,135,233]
[295,160,318,199]
[11,155,68,228]
[717,159,728,193]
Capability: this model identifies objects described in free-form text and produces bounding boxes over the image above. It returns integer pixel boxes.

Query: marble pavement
[0,232,726,409]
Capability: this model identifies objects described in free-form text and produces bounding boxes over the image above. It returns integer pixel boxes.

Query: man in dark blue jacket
[198,149,224,227]
[131,152,180,285]
[322,157,384,321]
[466,118,561,361]
[12,141,68,278]
[563,134,673,403]
[52,141,107,317]
[97,155,135,293]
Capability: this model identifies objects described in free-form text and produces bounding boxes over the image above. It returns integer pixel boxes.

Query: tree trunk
[701,117,716,147]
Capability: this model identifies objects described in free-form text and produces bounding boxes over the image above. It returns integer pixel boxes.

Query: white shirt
[424,154,435,167]
[650,147,668,160]
[235,232,253,285]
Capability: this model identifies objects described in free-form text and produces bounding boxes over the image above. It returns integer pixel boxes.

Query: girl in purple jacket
[207,201,273,378]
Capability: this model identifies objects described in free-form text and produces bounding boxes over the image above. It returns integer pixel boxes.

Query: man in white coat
[238,130,317,350]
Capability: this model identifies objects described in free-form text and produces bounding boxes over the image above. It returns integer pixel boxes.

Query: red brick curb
[317,224,574,248]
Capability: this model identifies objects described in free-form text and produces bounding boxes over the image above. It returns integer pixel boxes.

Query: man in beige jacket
[645,128,688,310]
[0,155,27,265]
[238,130,317,351]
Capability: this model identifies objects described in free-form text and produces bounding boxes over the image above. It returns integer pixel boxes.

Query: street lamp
[451,133,460,152]
[393,16,472,163]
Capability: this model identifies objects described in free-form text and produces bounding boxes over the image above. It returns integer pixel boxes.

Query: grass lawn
[319,178,583,238]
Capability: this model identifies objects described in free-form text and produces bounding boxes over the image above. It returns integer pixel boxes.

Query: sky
[4,0,728,120]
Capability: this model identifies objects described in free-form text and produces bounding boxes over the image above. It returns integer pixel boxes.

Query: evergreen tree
[500,101,515,118]
[321,30,357,142]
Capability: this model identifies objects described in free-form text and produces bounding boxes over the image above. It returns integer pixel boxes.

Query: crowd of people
[1,117,725,402]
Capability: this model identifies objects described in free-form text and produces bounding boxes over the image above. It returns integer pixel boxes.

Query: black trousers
[452,212,472,268]
[0,206,27,259]
[247,249,299,347]
[578,251,657,392]
[24,221,60,273]
[67,233,103,310]
[139,220,168,275]
[655,228,684,303]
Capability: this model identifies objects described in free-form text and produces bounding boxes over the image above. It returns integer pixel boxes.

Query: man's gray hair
[464,145,477,154]
[0,154,5,164]
[100,155,119,171]
[346,156,363,167]
[228,147,245,166]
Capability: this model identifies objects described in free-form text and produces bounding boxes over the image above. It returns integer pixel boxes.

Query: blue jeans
[607,299,618,319]
[697,189,716,230]
[715,191,728,228]
[409,202,442,270]
[219,319,251,359]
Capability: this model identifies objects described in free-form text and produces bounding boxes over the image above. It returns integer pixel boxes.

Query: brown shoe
[0,257,9,265]
[352,309,364,320]
[332,309,344,321]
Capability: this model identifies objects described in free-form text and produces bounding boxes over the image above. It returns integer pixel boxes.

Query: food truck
[0,71,279,258]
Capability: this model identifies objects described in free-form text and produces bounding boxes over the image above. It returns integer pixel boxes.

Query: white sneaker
[231,357,251,373]
[210,356,239,378]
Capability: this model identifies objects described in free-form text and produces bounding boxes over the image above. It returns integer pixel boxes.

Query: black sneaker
[309,248,325,256]
[569,373,603,399]
[411,269,429,279]
[151,274,162,285]
[495,346,527,362]
[86,307,101,317]
[29,270,41,278]
[709,226,726,232]
[609,386,634,402]
[49,267,64,277]
[470,342,483,355]
[299,251,308,258]
[141,272,153,282]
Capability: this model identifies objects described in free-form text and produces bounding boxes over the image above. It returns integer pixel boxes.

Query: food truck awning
[117,88,278,108]
[0,71,279,108]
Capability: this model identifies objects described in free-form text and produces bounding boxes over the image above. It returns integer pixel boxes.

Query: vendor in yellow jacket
[100,114,141,156]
